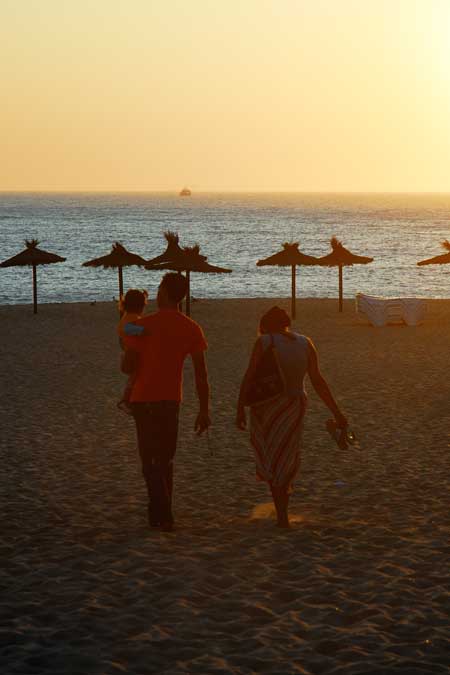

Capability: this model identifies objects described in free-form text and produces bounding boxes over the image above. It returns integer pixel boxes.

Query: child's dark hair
[160,272,188,304]
[120,289,148,314]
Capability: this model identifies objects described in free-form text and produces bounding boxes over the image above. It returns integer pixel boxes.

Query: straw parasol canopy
[82,242,147,305]
[417,239,450,266]
[145,230,186,267]
[145,233,232,316]
[0,239,66,314]
[256,242,319,319]
[145,231,190,312]
[317,237,374,312]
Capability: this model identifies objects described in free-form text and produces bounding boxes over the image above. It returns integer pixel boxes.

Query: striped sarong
[250,395,306,489]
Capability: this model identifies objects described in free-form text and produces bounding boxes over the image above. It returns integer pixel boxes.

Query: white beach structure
[356,293,427,327]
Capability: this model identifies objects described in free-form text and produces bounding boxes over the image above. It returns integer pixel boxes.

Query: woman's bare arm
[236,338,263,429]
[307,339,347,427]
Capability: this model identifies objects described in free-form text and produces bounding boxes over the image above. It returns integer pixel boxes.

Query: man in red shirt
[123,273,210,532]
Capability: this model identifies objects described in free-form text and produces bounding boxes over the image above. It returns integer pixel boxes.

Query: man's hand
[195,410,211,436]
[236,406,247,430]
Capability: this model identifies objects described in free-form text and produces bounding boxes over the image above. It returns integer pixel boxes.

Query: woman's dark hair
[259,306,293,336]
[160,272,188,303]
[120,289,148,314]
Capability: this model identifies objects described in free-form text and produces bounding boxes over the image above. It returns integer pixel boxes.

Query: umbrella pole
[177,272,183,313]
[291,265,296,319]
[118,266,124,316]
[186,270,191,317]
[32,264,37,314]
[338,265,343,313]
[118,266,124,299]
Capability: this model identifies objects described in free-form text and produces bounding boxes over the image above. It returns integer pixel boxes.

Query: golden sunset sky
[2,0,450,192]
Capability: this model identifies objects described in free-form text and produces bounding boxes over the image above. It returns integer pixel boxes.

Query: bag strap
[262,333,276,350]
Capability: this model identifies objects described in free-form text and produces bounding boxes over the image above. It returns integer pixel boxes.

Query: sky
[2,0,450,192]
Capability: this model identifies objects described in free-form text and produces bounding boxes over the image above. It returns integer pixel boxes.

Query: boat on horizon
[179,187,192,196]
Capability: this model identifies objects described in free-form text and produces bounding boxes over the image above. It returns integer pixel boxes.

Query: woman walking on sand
[236,306,347,528]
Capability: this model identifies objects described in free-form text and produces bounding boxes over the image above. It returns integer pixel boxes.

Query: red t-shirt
[123,309,207,402]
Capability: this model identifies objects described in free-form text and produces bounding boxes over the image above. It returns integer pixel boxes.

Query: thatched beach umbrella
[0,239,66,314]
[318,237,374,312]
[145,231,189,312]
[417,239,450,267]
[145,231,186,268]
[82,242,147,304]
[146,235,232,317]
[174,245,232,317]
[256,242,319,319]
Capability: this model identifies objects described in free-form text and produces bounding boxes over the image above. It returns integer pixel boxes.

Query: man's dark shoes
[148,518,175,532]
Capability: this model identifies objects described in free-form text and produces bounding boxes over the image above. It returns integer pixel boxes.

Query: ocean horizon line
[3,189,450,196]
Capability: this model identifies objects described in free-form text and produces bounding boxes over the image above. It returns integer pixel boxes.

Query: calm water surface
[1,192,449,304]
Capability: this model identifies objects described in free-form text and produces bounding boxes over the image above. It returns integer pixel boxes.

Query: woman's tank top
[260,332,309,399]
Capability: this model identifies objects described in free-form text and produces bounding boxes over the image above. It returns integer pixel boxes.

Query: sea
[1,192,449,305]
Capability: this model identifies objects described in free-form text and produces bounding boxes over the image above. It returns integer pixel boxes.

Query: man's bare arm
[191,351,211,434]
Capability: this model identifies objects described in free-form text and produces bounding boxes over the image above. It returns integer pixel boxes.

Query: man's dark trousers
[132,401,180,526]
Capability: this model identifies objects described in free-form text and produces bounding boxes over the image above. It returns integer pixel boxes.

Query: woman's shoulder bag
[244,334,286,408]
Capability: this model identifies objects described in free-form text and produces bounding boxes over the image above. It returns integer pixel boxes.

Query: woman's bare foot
[271,485,290,529]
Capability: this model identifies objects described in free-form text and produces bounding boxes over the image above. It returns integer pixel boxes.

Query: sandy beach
[1,297,449,675]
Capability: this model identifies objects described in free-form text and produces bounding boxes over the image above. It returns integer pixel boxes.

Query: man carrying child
[122,273,210,532]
